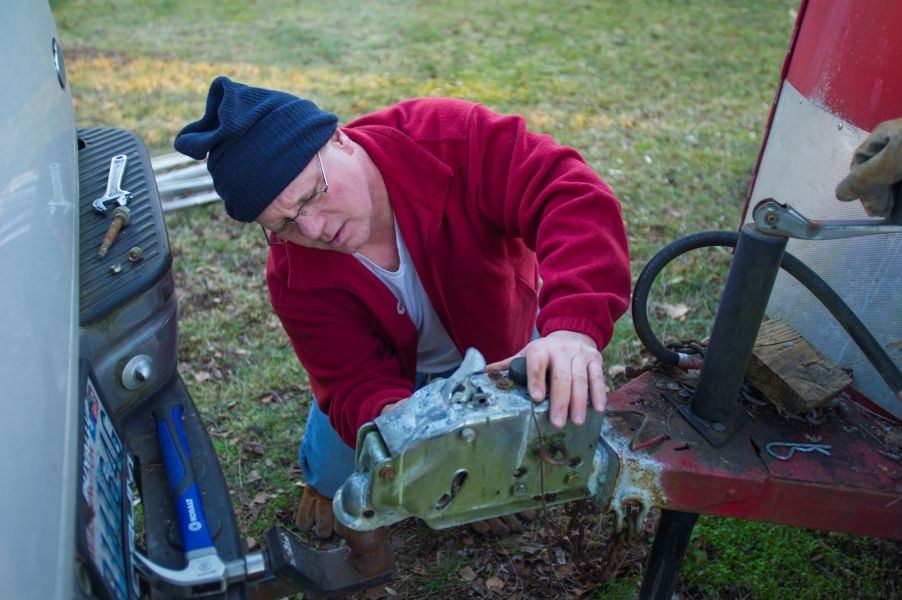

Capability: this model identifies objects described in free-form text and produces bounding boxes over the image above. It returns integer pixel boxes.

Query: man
[174,76,631,565]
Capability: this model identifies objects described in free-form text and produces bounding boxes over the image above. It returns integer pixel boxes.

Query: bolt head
[564,471,581,486]
[460,427,476,443]
[511,482,528,496]
[112,205,132,224]
[379,466,396,480]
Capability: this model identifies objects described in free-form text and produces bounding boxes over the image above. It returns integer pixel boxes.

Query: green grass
[682,517,901,600]
[50,0,902,597]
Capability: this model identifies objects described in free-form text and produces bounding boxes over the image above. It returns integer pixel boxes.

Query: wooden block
[746,318,852,414]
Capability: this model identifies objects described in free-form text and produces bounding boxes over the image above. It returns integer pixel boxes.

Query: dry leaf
[253,492,269,504]
[246,536,258,550]
[459,566,477,582]
[519,542,544,555]
[555,563,574,577]
[243,441,266,455]
[193,370,211,383]
[662,302,690,320]
[608,364,627,378]
[259,392,280,405]
[246,470,261,483]
[486,576,504,591]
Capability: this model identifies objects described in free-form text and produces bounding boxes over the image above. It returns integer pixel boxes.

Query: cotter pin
[765,441,832,461]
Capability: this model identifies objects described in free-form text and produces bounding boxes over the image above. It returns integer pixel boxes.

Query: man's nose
[295,214,325,240]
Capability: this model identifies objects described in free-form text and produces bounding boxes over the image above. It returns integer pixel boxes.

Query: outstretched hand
[835,117,902,218]
[486,330,607,428]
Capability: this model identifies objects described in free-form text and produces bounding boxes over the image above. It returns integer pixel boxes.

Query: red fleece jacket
[266,98,630,446]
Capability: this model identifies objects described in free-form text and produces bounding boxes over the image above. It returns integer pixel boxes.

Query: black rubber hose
[631,230,902,395]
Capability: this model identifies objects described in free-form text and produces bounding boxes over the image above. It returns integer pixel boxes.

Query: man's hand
[380,400,404,415]
[486,330,606,428]
[835,117,902,218]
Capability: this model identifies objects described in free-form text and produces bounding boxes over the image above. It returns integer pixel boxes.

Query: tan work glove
[835,117,902,217]
[470,509,538,536]
[295,484,335,539]
[296,486,393,574]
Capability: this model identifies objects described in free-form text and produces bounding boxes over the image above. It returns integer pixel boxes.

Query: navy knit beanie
[173,76,338,222]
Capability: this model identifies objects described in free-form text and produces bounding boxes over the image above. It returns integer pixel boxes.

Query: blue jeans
[298,369,457,498]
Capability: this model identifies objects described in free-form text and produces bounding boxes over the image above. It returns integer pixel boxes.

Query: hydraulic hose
[631,230,902,396]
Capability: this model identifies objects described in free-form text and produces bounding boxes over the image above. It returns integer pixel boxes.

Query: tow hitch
[134,400,394,599]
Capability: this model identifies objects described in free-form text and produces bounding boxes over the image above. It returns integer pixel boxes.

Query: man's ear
[332,128,354,154]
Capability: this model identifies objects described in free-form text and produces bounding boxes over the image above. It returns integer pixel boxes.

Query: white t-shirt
[354,224,462,373]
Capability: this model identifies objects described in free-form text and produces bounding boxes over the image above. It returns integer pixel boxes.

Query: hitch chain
[600,501,646,582]
[528,402,560,580]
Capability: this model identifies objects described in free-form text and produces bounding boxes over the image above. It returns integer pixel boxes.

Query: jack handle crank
[753,198,902,240]
[132,400,266,598]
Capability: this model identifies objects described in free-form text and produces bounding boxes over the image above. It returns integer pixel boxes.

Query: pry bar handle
[154,400,215,555]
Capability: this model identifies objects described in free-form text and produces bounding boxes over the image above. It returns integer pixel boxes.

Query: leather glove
[835,117,902,217]
[298,487,393,574]
[295,484,335,539]
[470,509,538,536]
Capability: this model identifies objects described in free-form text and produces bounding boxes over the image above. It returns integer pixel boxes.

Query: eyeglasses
[261,151,329,246]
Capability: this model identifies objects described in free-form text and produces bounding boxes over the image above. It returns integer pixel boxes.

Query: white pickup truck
[0,3,249,598]
[0,4,396,599]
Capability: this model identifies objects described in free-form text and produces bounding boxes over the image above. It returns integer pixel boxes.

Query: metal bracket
[752,198,902,240]
[662,386,747,447]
